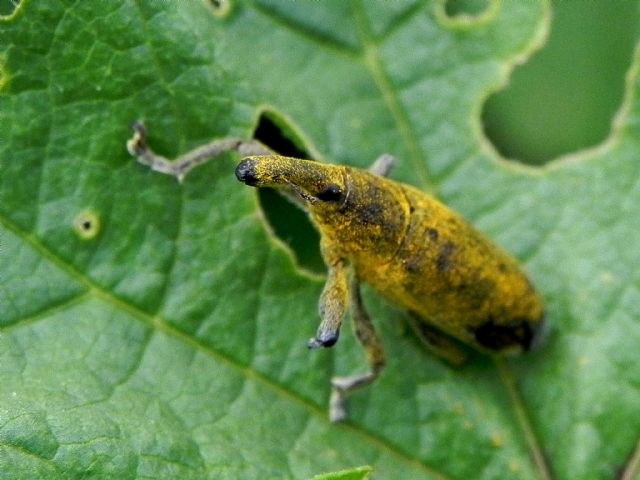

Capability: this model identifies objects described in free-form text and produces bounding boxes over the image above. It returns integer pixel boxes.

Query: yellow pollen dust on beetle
[127,121,545,422]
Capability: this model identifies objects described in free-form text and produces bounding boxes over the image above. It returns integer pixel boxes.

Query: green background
[1,1,639,479]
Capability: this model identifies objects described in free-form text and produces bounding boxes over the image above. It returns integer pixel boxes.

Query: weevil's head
[236,155,409,256]
[236,155,348,211]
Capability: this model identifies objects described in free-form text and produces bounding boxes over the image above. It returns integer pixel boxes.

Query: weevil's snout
[235,159,259,186]
[235,155,346,207]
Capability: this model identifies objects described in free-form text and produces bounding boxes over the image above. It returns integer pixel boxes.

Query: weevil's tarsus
[127,120,271,182]
[329,274,386,422]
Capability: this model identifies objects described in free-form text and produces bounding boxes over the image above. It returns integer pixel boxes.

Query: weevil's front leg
[308,256,349,348]
[329,275,386,422]
[126,120,272,182]
[368,153,396,178]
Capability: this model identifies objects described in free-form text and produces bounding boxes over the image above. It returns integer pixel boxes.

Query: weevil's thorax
[310,168,410,262]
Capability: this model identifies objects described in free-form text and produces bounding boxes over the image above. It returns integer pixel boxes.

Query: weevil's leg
[126,120,273,182]
[308,257,349,348]
[329,275,386,422]
[406,312,468,366]
[368,153,397,178]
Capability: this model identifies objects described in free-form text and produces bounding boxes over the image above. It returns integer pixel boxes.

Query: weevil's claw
[307,331,339,349]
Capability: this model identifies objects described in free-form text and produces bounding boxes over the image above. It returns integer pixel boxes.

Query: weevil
[127,121,545,422]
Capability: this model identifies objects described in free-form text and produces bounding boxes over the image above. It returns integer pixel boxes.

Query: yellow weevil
[127,121,545,422]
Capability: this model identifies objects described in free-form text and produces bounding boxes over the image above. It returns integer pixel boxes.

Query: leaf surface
[1,1,639,479]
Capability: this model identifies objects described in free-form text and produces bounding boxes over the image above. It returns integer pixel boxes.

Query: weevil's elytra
[127,123,546,422]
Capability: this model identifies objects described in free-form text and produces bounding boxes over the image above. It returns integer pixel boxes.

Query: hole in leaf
[482,1,639,165]
[444,0,490,18]
[205,0,231,18]
[253,111,310,159]
[73,210,100,240]
[0,0,20,17]
[252,112,324,274]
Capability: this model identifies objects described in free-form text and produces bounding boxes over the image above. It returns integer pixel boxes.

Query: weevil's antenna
[283,178,318,204]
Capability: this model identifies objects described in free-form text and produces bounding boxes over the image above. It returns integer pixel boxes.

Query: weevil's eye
[316,183,342,202]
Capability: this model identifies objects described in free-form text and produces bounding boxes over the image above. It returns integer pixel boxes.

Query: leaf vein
[0,439,62,473]
[249,2,360,58]
[496,359,553,480]
[351,0,432,191]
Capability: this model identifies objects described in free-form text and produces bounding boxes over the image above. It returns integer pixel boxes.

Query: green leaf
[1,1,639,479]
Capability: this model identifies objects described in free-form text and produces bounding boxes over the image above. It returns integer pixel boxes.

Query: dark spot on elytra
[426,228,439,241]
[359,202,383,225]
[404,258,421,273]
[453,277,494,307]
[436,241,455,272]
[472,317,536,351]
[498,262,507,273]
